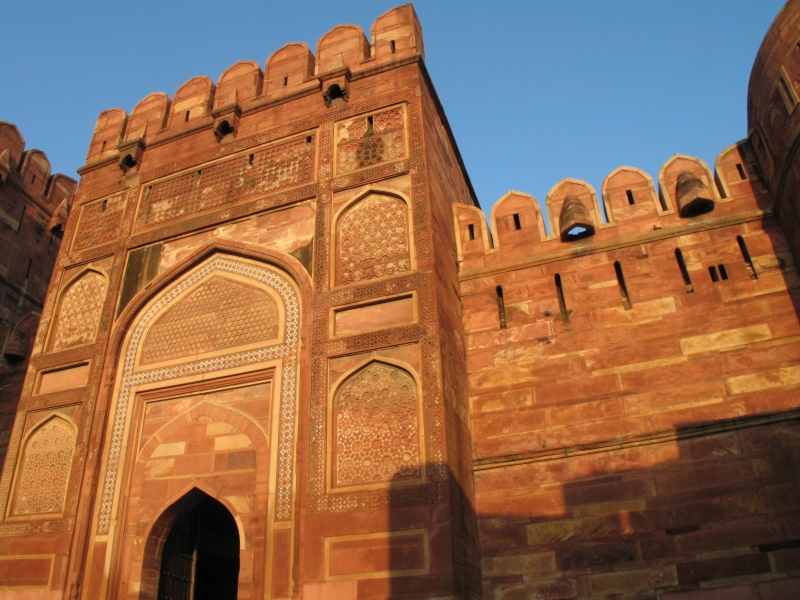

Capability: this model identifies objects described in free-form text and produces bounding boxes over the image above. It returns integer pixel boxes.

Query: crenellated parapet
[0,121,76,231]
[80,3,424,176]
[454,141,772,273]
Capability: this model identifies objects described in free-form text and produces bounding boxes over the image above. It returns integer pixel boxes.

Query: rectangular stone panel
[36,363,90,395]
[0,554,54,588]
[134,132,317,231]
[332,294,416,336]
[71,194,126,252]
[325,529,429,580]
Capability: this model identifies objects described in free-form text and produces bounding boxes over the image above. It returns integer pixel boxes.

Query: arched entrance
[157,495,239,600]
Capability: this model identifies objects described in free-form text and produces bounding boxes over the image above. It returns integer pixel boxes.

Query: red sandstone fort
[0,2,799,599]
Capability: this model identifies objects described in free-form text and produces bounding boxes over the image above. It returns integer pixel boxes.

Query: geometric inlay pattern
[337,194,411,285]
[51,270,107,351]
[71,194,126,252]
[12,418,75,515]
[337,106,405,174]
[135,134,316,231]
[333,362,421,488]
[98,256,300,533]
[141,276,278,365]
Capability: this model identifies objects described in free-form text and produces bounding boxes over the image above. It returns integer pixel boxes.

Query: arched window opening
[158,495,239,600]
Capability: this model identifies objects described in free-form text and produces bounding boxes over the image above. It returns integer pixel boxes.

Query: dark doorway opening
[157,495,240,600]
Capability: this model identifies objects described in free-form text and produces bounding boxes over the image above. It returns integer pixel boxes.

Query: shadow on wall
[476,409,800,600]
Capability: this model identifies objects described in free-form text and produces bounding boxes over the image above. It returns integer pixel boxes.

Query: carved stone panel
[141,276,278,365]
[135,133,317,231]
[336,105,406,174]
[50,270,107,352]
[332,362,421,489]
[336,193,411,286]
[71,194,126,252]
[11,417,75,516]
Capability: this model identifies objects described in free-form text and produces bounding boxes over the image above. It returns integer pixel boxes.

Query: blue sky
[0,1,784,219]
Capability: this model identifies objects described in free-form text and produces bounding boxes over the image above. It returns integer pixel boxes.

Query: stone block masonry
[2,2,800,599]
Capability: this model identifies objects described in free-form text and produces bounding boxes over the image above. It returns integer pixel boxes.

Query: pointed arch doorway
[157,493,239,600]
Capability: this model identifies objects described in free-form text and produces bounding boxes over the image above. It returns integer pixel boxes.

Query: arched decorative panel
[336,192,412,286]
[141,276,279,364]
[332,361,422,489]
[11,417,75,516]
[50,270,107,351]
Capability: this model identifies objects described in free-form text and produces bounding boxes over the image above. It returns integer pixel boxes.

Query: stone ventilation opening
[626,189,635,205]
[157,495,239,600]
[559,195,595,241]
[512,213,522,230]
[119,153,136,172]
[737,235,758,280]
[675,248,694,293]
[614,261,632,310]
[214,120,234,142]
[496,286,507,329]
[467,223,475,240]
[390,40,396,53]
[555,274,569,323]
[184,110,190,123]
[283,76,288,87]
[676,171,715,217]
[325,84,346,107]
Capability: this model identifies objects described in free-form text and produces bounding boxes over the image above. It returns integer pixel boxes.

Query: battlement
[81,4,423,171]
[454,140,770,275]
[0,121,76,228]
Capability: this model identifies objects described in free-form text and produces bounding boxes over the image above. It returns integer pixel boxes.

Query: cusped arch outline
[331,187,415,288]
[96,249,303,536]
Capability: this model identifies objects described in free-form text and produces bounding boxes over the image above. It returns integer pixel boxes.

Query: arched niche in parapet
[216,60,262,109]
[9,413,77,517]
[659,154,719,218]
[490,190,549,249]
[86,107,127,161]
[452,203,491,261]
[714,140,769,206]
[545,179,602,242]
[4,313,40,361]
[47,268,108,353]
[0,121,25,167]
[264,43,315,97]
[332,188,414,287]
[19,149,51,196]
[601,166,666,226]
[316,24,370,75]
[370,3,424,60]
[168,76,215,129]
[125,92,170,144]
